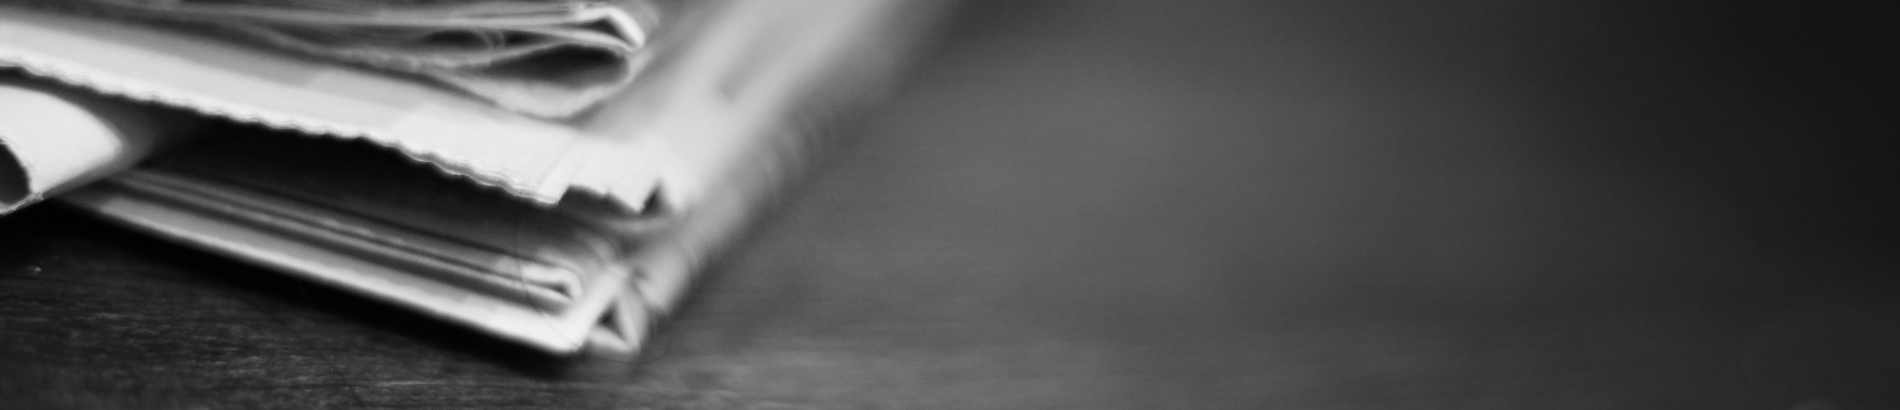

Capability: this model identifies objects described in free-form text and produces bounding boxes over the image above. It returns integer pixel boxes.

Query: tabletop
[2,1,1896,409]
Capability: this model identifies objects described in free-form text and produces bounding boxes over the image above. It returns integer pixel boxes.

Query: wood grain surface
[2,1,1897,408]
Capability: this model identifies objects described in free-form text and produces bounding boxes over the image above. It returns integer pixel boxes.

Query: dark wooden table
[3,1,1896,408]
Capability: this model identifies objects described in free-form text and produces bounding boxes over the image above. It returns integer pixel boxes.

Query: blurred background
[2,0,1896,408]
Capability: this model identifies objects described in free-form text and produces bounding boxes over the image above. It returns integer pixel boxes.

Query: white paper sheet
[0,72,204,214]
[0,5,649,207]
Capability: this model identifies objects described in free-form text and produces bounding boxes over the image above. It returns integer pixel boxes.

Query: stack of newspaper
[0,0,947,356]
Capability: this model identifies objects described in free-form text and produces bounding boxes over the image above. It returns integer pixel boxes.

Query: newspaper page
[0,71,205,214]
[7,0,661,118]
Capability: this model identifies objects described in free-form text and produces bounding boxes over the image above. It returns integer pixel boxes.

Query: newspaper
[10,0,660,118]
[0,5,660,209]
[0,72,206,215]
[3,0,948,354]
[0,0,878,215]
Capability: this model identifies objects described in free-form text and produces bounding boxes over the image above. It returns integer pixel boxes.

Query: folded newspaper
[10,0,670,118]
[0,0,947,355]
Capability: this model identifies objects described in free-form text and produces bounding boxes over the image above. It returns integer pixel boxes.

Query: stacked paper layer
[9,0,662,117]
[0,3,665,212]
